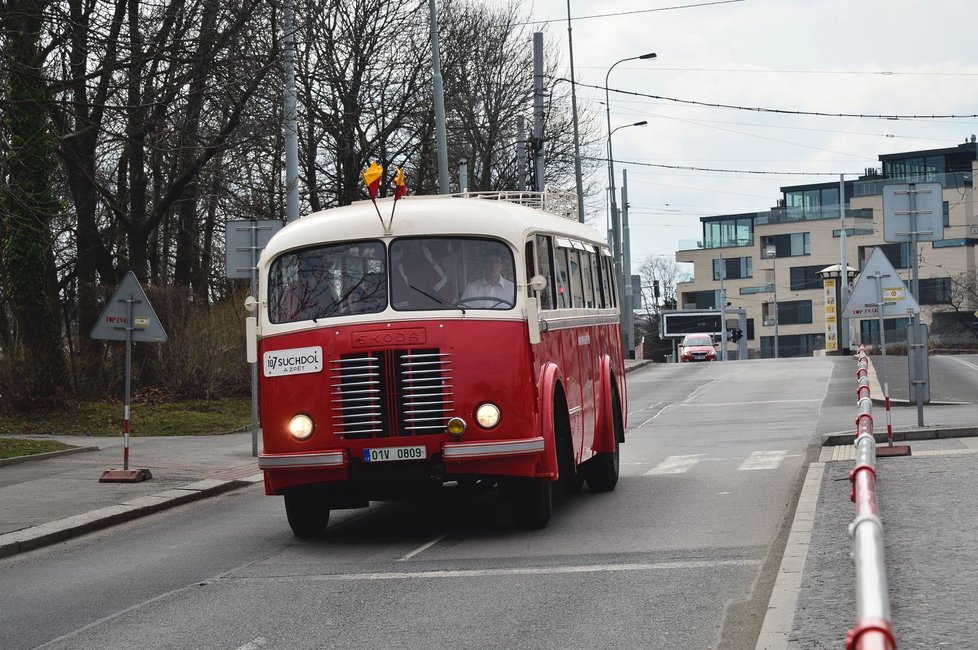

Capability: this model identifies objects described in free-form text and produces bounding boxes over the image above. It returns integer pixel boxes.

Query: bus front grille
[331,349,453,438]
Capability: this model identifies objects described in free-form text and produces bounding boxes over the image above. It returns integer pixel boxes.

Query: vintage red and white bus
[251,191,627,534]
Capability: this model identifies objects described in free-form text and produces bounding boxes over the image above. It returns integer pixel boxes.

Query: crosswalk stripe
[737,450,788,471]
[644,454,705,475]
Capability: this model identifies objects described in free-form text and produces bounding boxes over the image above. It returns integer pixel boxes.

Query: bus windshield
[268,237,516,324]
[390,237,515,311]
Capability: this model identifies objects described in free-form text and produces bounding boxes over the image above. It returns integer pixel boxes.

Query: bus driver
[461,250,514,308]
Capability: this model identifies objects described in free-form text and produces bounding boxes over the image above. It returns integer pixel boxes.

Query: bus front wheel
[284,491,331,537]
[585,395,622,492]
[508,478,552,529]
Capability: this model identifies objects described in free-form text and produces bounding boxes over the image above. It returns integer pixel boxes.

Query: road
[1,358,844,650]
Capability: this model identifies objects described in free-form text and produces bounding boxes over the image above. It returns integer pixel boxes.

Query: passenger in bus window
[461,250,515,308]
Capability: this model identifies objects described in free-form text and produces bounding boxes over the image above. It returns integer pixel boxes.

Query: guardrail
[846,345,897,650]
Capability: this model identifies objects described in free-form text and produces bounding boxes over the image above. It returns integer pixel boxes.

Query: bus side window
[580,249,596,308]
[534,234,555,309]
[568,249,584,308]
[603,256,617,308]
[553,247,570,308]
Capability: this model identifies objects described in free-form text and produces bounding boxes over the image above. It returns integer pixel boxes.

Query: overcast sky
[519,0,978,272]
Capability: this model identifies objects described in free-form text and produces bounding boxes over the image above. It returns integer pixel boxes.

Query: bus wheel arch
[585,371,622,492]
[553,383,584,494]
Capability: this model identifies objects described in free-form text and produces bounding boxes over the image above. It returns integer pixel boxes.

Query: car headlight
[288,414,314,440]
[475,403,501,429]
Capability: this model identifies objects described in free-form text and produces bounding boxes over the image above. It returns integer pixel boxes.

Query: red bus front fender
[592,355,618,454]
[534,362,562,480]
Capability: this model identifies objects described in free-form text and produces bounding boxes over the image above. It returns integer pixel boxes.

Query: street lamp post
[608,121,646,352]
[605,52,656,238]
[765,246,779,358]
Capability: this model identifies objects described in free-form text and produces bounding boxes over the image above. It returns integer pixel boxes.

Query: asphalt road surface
[1,358,847,650]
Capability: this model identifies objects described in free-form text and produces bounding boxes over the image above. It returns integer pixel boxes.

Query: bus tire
[510,478,553,529]
[585,390,622,493]
[554,394,584,494]
[284,491,331,537]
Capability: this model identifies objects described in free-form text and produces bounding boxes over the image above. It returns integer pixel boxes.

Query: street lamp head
[633,120,648,127]
[639,52,657,60]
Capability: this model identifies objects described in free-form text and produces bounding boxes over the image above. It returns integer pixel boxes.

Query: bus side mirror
[525,296,541,345]
[528,274,548,292]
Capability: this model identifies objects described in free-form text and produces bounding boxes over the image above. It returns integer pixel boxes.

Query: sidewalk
[0,432,262,558]
[758,355,978,648]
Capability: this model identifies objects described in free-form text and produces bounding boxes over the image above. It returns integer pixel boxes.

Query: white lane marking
[232,559,763,583]
[233,638,268,650]
[644,454,704,475]
[398,533,449,561]
[737,450,788,471]
[947,356,978,372]
[697,399,821,407]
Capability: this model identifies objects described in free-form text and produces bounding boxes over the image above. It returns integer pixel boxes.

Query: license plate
[362,445,427,463]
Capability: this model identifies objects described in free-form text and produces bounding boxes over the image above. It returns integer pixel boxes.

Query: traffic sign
[90,272,168,342]
[842,247,920,319]
[882,182,944,243]
[225,219,282,279]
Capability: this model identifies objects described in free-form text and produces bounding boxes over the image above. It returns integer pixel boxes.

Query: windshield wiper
[408,283,465,314]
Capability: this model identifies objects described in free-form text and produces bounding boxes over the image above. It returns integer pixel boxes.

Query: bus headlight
[288,414,314,440]
[475,403,501,429]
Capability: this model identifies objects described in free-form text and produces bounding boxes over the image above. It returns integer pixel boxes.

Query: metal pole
[532,33,545,193]
[283,0,299,222]
[839,174,849,353]
[123,295,134,471]
[908,184,924,426]
[622,169,633,356]
[250,225,260,458]
[873,271,890,405]
[459,158,468,194]
[565,0,585,222]
[772,252,779,358]
[719,253,727,361]
[516,115,526,192]
[429,0,449,194]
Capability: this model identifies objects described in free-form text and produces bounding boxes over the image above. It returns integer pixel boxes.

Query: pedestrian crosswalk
[643,450,794,475]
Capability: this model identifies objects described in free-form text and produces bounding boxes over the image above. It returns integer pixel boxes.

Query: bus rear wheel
[284,491,331,537]
[509,478,552,529]
[585,394,622,493]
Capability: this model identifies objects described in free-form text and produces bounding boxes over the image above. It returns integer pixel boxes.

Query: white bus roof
[258,193,610,265]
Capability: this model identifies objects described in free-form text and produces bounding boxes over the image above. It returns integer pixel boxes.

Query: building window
[918,277,952,305]
[784,186,840,220]
[682,289,720,310]
[776,300,813,325]
[713,256,752,280]
[760,333,822,358]
[764,232,810,257]
[789,265,826,291]
[871,243,912,269]
[703,217,754,248]
[860,318,910,346]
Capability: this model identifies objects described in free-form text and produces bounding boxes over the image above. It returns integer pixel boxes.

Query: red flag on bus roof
[362,161,383,199]
[393,166,408,201]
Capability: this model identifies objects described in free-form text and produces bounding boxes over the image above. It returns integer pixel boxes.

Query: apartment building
[675,140,978,358]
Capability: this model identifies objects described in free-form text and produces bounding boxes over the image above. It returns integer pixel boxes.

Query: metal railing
[845,345,896,650]
[450,190,579,220]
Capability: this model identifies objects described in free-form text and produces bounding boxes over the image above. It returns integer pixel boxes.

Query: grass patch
[0,397,252,437]
[0,438,75,459]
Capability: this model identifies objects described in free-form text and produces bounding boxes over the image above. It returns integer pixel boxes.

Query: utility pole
[565,0,585,222]
[622,169,633,356]
[283,0,299,222]
[429,0,449,194]
[719,253,727,361]
[532,33,545,193]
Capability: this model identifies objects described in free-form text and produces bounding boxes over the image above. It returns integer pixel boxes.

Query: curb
[0,445,99,467]
[625,359,653,373]
[755,462,825,649]
[822,425,978,447]
[0,473,264,559]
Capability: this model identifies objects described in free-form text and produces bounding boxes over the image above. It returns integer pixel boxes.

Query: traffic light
[730,328,743,343]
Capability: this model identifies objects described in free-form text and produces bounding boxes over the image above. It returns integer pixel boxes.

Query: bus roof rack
[449,190,579,221]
